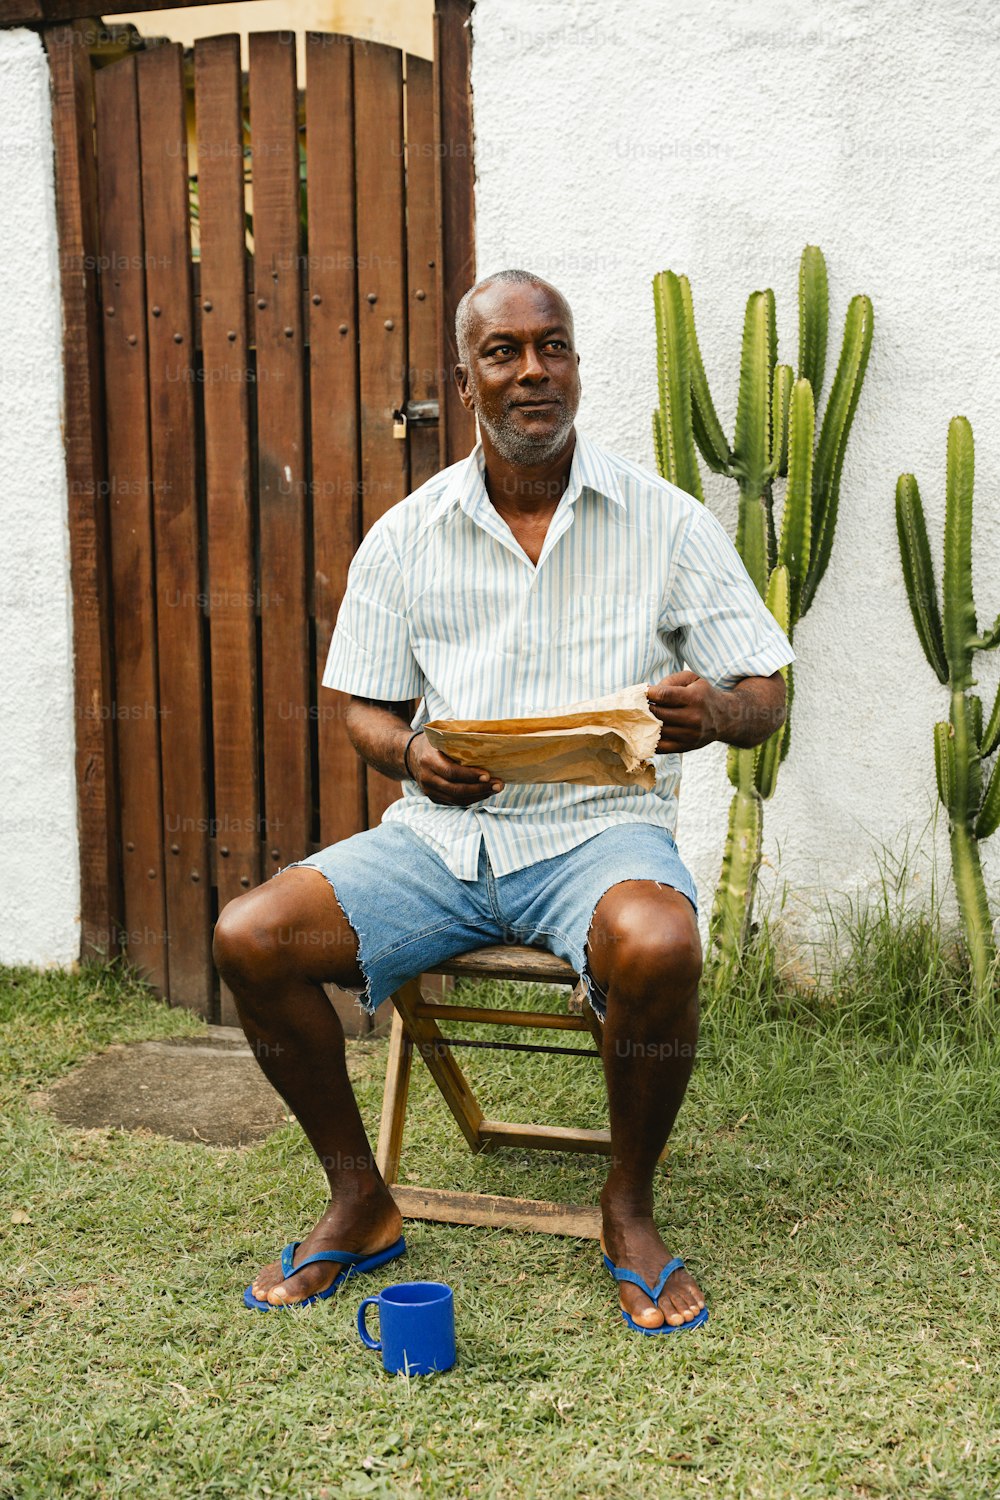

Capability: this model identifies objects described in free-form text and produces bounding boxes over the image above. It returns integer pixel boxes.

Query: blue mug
[357,1281,456,1376]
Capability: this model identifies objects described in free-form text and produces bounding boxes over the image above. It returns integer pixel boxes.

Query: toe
[266,1259,340,1307]
[251,1258,283,1299]
[619,1286,665,1329]
[660,1269,704,1326]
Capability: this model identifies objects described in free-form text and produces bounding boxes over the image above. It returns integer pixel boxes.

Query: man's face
[456,282,581,467]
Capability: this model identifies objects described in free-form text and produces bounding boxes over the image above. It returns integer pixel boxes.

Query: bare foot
[600,1199,705,1330]
[250,1187,403,1307]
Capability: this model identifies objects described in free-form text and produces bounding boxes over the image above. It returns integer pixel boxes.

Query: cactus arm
[942,415,978,690]
[982,680,1000,759]
[971,609,1000,653]
[732,291,774,499]
[678,275,733,475]
[934,720,955,810]
[764,481,778,577]
[800,293,874,615]
[947,689,995,998]
[731,290,775,598]
[950,817,997,1001]
[975,753,1000,841]
[652,270,704,500]
[769,363,793,481]
[691,395,732,478]
[736,496,769,599]
[895,473,949,684]
[754,564,790,799]
[778,658,794,763]
[710,758,763,964]
[777,379,815,625]
[652,407,666,479]
[798,244,829,404]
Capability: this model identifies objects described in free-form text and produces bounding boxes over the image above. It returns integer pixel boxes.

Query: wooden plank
[429,943,578,982]
[248,31,311,878]
[43,22,121,963]
[194,34,261,1026]
[414,1004,590,1031]
[137,43,213,1014]
[392,978,483,1150]
[2,0,259,23]
[403,54,441,490]
[93,55,167,995]
[433,0,477,466]
[304,31,366,853]
[375,1007,413,1185]
[390,1186,602,1240]
[352,39,409,829]
[478,1120,612,1155]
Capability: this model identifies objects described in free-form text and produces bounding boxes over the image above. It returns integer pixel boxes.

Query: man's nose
[516,344,548,381]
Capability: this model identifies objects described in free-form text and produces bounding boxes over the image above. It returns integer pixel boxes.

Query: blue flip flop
[603,1252,709,1336]
[244,1235,407,1311]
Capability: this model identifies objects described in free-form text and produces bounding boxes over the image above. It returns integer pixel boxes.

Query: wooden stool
[375,943,610,1238]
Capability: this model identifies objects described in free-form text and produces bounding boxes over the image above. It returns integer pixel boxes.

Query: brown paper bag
[422,682,661,789]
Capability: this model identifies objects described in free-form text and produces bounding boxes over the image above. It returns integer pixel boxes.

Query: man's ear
[455,364,474,411]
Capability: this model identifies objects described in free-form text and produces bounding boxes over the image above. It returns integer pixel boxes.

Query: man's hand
[410,734,505,807]
[646,670,786,753]
[646,671,724,753]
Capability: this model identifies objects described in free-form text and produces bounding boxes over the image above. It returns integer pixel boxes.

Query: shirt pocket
[408,585,504,654]
[553,591,662,697]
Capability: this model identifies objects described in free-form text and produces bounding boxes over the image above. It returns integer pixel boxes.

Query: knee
[212,893,289,990]
[601,900,703,998]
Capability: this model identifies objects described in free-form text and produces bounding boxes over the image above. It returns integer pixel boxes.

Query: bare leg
[213,867,402,1305]
[586,881,706,1330]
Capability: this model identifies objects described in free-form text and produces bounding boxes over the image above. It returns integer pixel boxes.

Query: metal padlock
[392,408,407,439]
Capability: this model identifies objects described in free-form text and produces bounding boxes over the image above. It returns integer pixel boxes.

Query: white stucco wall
[3,4,998,974]
[471,0,1000,958]
[0,29,81,965]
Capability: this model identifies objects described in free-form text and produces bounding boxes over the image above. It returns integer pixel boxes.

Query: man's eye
[545,340,567,350]
[488,345,514,357]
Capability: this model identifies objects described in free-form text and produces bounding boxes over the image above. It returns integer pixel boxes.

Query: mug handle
[357,1296,382,1352]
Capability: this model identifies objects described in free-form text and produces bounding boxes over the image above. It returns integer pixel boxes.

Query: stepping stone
[33,1029,289,1146]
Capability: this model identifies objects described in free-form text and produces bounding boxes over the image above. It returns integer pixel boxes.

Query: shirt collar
[423,428,626,530]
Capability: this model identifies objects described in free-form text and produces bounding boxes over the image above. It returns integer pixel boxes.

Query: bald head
[455,269,574,366]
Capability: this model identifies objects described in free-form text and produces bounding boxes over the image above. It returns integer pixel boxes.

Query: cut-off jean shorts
[274,821,699,1021]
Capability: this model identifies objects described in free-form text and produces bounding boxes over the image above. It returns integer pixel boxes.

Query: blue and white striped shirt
[323,430,795,879]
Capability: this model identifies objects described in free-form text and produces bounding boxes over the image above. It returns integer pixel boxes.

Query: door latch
[392,399,439,438]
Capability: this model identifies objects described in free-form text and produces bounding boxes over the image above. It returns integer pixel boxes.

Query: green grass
[2,887,1000,1499]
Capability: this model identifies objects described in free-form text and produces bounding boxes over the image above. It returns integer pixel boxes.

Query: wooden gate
[56,16,475,1023]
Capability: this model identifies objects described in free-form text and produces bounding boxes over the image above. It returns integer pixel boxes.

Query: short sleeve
[663,504,796,690]
[321,520,425,701]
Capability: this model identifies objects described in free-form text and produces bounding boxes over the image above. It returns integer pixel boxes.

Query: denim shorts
[274,822,699,1020]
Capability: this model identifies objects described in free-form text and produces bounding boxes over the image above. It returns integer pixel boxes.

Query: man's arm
[646,669,786,754]
[343,695,419,781]
[343,695,503,805]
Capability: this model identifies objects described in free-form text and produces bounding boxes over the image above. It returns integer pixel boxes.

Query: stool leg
[375,1005,413,1186]
[392,975,485,1151]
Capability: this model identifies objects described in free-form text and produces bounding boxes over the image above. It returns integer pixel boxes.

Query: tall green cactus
[652,247,873,963]
[896,417,1000,1003]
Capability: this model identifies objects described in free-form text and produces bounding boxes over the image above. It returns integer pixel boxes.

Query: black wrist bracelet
[403,728,424,780]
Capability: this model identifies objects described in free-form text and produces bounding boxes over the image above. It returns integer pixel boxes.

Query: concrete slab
[32,1030,294,1146]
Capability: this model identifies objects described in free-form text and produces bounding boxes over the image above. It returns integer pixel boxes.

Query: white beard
[476,400,576,467]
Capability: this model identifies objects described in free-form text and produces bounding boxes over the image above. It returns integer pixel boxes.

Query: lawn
[2,908,999,1499]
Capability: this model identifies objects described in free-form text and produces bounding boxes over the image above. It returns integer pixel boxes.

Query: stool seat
[376,942,611,1238]
[429,943,579,984]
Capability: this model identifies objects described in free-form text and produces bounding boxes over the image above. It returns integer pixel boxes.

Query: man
[213,269,794,1333]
